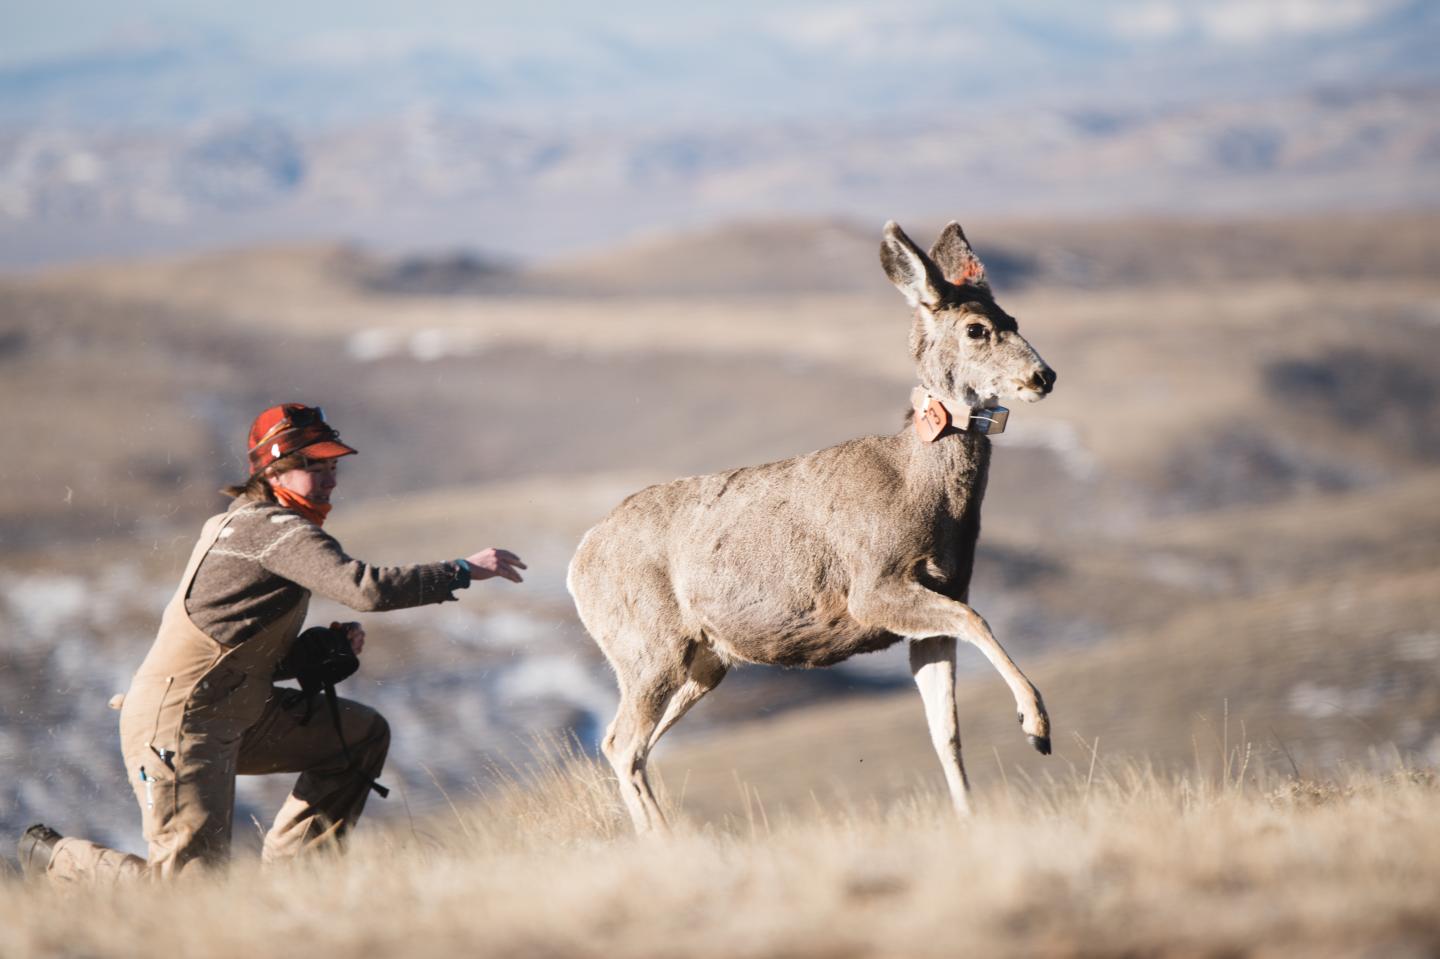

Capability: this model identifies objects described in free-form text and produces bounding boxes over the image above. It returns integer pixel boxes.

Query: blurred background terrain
[1,0,1438,856]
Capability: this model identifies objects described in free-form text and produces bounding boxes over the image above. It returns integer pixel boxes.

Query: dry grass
[4,745,1439,959]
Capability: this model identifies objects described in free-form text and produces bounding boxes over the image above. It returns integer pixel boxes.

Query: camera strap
[323,679,390,799]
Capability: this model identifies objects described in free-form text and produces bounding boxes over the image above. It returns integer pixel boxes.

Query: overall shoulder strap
[175,506,258,601]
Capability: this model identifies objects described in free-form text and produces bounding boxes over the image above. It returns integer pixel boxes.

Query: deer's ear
[928,221,990,292]
[880,221,946,309]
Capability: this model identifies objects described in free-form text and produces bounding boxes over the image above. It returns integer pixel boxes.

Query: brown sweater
[186,497,466,646]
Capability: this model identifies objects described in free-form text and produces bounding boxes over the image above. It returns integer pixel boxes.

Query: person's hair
[221,451,311,501]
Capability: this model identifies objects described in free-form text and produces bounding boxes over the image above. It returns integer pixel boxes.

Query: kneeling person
[20,404,525,881]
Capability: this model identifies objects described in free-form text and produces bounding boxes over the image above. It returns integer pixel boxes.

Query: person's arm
[259,519,471,611]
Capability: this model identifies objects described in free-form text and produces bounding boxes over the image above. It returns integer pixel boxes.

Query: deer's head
[881,221,1055,411]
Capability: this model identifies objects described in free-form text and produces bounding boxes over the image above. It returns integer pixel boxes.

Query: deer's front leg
[910,635,972,815]
[852,581,1051,754]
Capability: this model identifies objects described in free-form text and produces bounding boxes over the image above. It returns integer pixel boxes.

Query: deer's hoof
[1027,734,1051,756]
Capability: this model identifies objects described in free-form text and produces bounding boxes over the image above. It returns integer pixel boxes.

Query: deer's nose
[1028,366,1056,395]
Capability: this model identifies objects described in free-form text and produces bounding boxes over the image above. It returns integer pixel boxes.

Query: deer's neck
[903,415,991,510]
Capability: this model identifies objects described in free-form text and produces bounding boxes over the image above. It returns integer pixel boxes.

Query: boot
[17,824,62,879]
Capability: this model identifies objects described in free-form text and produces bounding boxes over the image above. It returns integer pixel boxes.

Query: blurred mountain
[1,84,1438,268]
[1,0,1439,266]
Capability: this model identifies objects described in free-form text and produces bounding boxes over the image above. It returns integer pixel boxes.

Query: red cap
[246,404,357,475]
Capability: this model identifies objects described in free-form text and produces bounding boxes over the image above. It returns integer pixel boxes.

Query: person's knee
[338,700,387,742]
[336,699,389,771]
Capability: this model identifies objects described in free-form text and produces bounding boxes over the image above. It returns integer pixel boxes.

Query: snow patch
[1395,631,1440,662]
[1142,553,1232,592]
[346,328,488,363]
[1287,680,1381,719]
[495,654,616,719]
[347,328,404,362]
[1,573,87,641]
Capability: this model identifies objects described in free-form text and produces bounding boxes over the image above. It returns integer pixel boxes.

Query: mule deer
[567,220,1055,832]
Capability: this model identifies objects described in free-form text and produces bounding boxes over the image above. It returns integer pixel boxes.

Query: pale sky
[0,0,1430,128]
[1,0,1419,64]
[2,1,746,63]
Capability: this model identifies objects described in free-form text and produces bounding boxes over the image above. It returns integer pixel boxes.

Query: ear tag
[953,261,984,285]
[914,397,951,443]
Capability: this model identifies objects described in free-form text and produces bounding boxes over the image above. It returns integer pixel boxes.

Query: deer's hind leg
[601,637,692,834]
[647,642,728,752]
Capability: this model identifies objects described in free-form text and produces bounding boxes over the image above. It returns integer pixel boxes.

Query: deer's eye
[966,323,988,340]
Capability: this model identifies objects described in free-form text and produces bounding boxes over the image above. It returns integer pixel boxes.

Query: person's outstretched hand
[465,548,527,584]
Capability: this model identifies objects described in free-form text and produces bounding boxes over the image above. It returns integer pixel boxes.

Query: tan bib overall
[48,510,391,882]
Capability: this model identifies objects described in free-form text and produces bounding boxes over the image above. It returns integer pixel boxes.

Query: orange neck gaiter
[272,486,332,527]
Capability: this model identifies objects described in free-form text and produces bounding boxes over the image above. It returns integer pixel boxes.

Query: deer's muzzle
[1027,366,1057,396]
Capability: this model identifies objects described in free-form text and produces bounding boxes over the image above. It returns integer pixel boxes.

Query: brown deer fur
[567,220,1056,832]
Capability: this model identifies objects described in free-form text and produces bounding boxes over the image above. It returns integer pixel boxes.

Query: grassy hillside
[4,756,1439,958]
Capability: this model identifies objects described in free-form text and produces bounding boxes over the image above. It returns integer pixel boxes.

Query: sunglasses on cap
[250,406,328,452]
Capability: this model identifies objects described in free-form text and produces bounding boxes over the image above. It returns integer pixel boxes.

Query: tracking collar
[911,387,1009,442]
